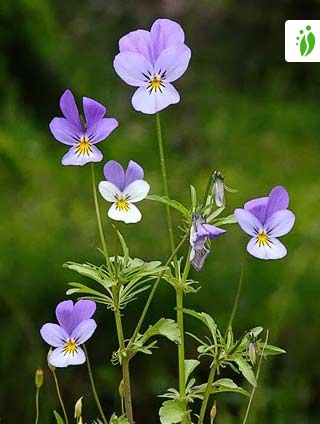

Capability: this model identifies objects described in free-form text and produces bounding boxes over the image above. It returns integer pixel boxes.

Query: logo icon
[296,25,315,56]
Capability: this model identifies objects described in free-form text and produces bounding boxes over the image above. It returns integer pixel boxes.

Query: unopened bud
[74,396,83,419]
[210,400,217,424]
[212,171,225,207]
[119,379,125,399]
[35,368,44,389]
[47,348,55,372]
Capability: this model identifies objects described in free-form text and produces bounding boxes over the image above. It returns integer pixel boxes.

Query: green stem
[35,388,40,424]
[242,331,269,424]
[90,163,133,422]
[176,286,186,396]
[155,113,179,275]
[198,265,245,424]
[52,370,69,424]
[128,233,189,347]
[83,345,108,424]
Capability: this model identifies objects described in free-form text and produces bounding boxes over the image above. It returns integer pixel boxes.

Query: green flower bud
[35,368,44,389]
[74,396,83,419]
[210,400,217,424]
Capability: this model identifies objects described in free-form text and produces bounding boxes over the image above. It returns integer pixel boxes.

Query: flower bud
[248,331,258,365]
[212,171,225,207]
[119,379,125,399]
[210,400,217,424]
[74,396,83,420]
[35,368,44,389]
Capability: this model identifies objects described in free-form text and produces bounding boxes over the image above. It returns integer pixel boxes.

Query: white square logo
[285,20,320,62]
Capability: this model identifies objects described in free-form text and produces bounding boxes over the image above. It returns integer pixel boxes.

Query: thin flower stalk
[35,387,40,424]
[51,369,69,424]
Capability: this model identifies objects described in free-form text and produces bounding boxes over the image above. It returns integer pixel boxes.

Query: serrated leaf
[234,358,256,387]
[143,318,181,344]
[159,399,186,424]
[147,194,190,217]
[184,359,200,384]
[53,411,65,424]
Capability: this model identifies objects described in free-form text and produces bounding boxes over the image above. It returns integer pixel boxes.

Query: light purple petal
[154,44,191,83]
[83,97,106,128]
[244,197,268,224]
[61,145,103,166]
[150,19,185,59]
[125,160,144,187]
[59,89,81,129]
[190,247,210,272]
[86,118,119,144]
[247,236,287,260]
[132,82,180,114]
[103,160,125,190]
[49,118,81,145]
[113,51,153,86]
[48,346,86,368]
[55,300,74,334]
[265,186,290,220]
[198,224,226,239]
[265,210,295,237]
[72,300,96,330]
[119,29,153,62]
[40,323,68,347]
[234,208,262,236]
[71,319,97,345]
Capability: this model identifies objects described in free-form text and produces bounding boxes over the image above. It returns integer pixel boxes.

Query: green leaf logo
[296,25,316,57]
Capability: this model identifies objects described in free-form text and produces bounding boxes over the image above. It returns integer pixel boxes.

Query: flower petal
[108,202,142,224]
[265,210,295,237]
[125,160,144,186]
[132,82,180,114]
[150,19,185,59]
[119,29,153,62]
[103,161,125,189]
[61,145,103,166]
[83,97,106,128]
[247,236,287,260]
[73,300,96,324]
[48,346,86,368]
[71,319,97,345]
[113,51,153,86]
[123,180,150,202]
[40,323,68,347]
[244,197,268,224]
[190,247,210,272]
[265,186,290,220]
[98,181,121,202]
[154,44,191,82]
[49,118,81,145]
[59,89,81,129]
[55,300,74,333]
[199,224,226,239]
[234,208,262,236]
[86,118,119,144]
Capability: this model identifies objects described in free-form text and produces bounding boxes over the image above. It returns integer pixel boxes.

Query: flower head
[98,160,150,224]
[234,186,295,260]
[40,300,97,367]
[49,89,118,166]
[190,215,226,271]
[113,18,191,114]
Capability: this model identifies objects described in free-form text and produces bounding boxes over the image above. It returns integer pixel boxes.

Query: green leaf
[159,399,186,424]
[143,318,181,344]
[213,214,237,226]
[206,206,225,222]
[184,359,200,384]
[234,358,257,387]
[300,32,316,57]
[116,231,129,265]
[147,194,190,217]
[190,185,197,211]
[110,413,130,424]
[183,308,217,340]
[193,378,249,397]
[53,411,65,424]
[261,344,286,356]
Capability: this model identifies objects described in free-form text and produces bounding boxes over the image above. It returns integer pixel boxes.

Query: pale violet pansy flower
[234,186,295,260]
[113,18,191,114]
[98,160,150,224]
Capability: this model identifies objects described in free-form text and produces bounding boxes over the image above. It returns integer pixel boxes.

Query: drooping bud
[210,400,217,424]
[212,171,225,207]
[248,331,258,365]
[35,368,44,389]
[74,396,83,423]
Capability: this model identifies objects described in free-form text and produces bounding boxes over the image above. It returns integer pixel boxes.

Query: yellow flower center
[256,230,271,247]
[63,339,78,356]
[116,196,129,211]
[148,75,165,93]
[76,136,92,156]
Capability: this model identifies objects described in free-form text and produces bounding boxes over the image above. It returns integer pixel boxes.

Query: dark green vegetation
[1,1,319,422]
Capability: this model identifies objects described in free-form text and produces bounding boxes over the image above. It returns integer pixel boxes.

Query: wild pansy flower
[190,215,226,271]
[40,300,97,367]
[113,18,191,114]
[98,160,150,224]
[234,186,295,260]
[49,89,118,166]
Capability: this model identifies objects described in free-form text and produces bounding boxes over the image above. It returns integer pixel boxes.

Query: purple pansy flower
[49,89,118,166]
[98,160,150,224]
[190,215,226,271]
[234,186,295,260]
[40,300,97,367]
[113,18,191,114]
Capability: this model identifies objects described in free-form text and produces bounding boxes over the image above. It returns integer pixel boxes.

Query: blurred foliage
[1,0,320,422]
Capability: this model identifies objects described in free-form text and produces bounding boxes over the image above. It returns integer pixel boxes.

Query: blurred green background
[1,0,320,422]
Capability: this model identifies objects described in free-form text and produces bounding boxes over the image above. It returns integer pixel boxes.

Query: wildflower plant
[38,17,295,424]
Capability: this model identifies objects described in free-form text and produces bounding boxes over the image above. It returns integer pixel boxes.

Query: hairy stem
[35,388,40,424]
[51,370,69,424]
[83,345,108,424]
